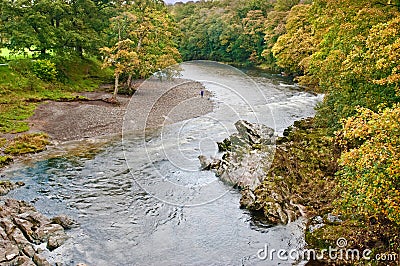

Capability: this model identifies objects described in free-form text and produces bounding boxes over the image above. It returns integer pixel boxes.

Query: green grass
[0,56,113,133]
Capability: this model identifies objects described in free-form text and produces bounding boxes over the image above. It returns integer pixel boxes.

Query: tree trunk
[127,74,133,90]
[77,46,84,58]
[113,73,119,99]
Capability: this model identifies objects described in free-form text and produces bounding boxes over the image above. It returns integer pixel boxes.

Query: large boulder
[199,120,305,225]
[200,120,276,190]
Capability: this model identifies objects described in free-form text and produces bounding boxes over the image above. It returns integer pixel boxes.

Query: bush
[32,59,58,81]
[337,105,400,225]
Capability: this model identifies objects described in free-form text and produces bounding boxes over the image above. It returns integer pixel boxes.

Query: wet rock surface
[199,120,306,225]
[199,120,276,189]
[0,198,71,265]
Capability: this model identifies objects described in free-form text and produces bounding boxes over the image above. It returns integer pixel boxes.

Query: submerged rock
[198,155,221,171]
[0,198,71,265]
[51,214,77,229]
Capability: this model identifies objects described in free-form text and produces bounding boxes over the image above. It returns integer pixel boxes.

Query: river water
[2,61,323,265]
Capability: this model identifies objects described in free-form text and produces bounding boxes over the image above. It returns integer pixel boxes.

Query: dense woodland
[173,1,400,256]
[0,0,399,261]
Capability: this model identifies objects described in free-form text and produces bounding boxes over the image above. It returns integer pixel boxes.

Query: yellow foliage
[271,4,318,73]
[101,3,181,80]
[337,104,400,224]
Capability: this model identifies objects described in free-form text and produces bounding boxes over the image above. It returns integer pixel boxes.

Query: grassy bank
[0,55,113,167]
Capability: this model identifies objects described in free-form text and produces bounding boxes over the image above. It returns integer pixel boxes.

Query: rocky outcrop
[199,120,305,225]
[199,120,276,189]
[238,118,331,225]
[240,179,304,225]
[0,198,72,265]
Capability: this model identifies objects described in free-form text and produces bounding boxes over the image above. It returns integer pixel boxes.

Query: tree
[0,0,112,57]
[338,105,400,225]
[101,0,181,99]
[271,4,316,74]
[172,0,276,65]
[241,10,267,64]
[308,0,400,129]
[101,39,138,99]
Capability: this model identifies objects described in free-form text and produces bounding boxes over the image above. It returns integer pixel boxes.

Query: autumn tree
[271,4,317,74]
[241,10,267,64]
[101,0,181,99]
[101,39,138,99]
[338,105,400,225]
[308,0,400,129]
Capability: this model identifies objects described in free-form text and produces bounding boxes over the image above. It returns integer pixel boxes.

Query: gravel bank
[28,79,213,141]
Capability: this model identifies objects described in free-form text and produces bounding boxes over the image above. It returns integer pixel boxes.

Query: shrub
[32,59,58,81]
[337,105,400,225]
[0,155,13,167]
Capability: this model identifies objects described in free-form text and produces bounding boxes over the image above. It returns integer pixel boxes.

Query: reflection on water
[2,61,321,265]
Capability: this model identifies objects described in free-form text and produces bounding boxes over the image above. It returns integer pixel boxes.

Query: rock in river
[0,198,71,265]
[199,120,304,225]
[199,120,276,189]
[0,181,25,196]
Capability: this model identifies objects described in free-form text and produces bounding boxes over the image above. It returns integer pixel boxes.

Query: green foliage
[4,133,50,155]
[260,0,400,130]
[306,218,400,262]
[8,59,33,75]
[337,105,400,225]
[172,0,274,65]
[271,4,317,74]
[32,60,58,81]
[0,155,13,167]
[251,119,340,216]
[0,0,112,57]
[273,0,300,12]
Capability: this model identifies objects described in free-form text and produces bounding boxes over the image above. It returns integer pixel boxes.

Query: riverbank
[0,78,214,265]
[27,79,213,142]
[210,118,399,265]
[0,78,213,168]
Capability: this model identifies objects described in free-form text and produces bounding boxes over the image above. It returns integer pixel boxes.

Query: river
[2,61,323,265]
